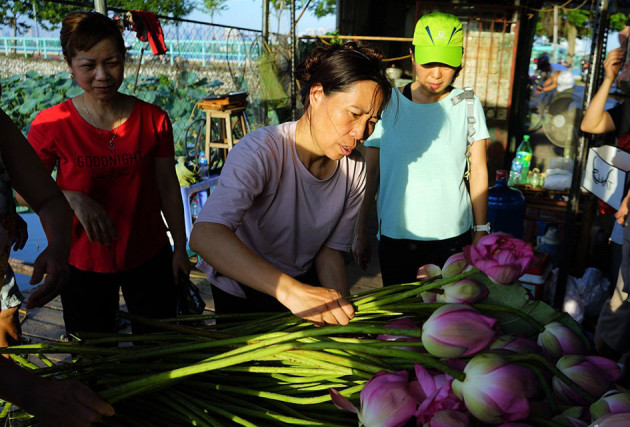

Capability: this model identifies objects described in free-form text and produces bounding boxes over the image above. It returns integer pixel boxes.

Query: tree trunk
[567,24,577,69]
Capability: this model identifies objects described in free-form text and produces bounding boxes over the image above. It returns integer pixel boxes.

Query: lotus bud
[451,353,537,423]
[463,232,534,284]
[410,364,461,424]
[421,291,438,303]
[429,410,470,427]
[537,321,588,359]
[588,413,630,426]
[442,252,468,278]
[490,335,540,354]
[435,279,488,304]
[552,356,622,405]
[422,304,497,358]
[376,318,422,351]
[550,406,588,427]
[590,389,630,420]
[417,264,442,281]
[330,370,416,427]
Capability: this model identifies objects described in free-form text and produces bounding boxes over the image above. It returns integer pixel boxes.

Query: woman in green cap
[353,12,489,286]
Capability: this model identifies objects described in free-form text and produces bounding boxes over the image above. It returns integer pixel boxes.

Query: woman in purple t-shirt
[191,43,391,326]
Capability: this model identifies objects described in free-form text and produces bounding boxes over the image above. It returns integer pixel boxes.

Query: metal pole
[94,0,107,15]
[552,5,558,63]
[262,0,270,48]
[554,0,609,309]
[290,0,297,120]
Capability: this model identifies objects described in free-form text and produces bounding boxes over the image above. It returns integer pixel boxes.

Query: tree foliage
[200,0,228,23]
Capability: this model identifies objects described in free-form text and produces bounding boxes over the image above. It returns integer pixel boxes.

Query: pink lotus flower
[330,370,416,427]
[490,335,540,354]
[442,252,468,278]
[451,353,538,424]
[588,412,630,426]
[551,406,588,427]
[463,232,534,284]
[409,364,462,424]
[422,304,497,358]
[552,356,622,405]
[537,322,587,359]
[417,264,442,281]
[590,389,630,420]
[429,409,470,427]
[436,279,488,304]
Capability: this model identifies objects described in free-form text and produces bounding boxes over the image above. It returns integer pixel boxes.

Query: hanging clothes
[130,10,168,55]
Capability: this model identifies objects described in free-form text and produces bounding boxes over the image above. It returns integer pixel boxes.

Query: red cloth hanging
[130,10,168,55]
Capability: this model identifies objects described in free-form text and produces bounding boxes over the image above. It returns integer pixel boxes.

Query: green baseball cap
[412,13,463,67]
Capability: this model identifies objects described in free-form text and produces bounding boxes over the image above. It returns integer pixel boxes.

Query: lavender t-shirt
[196,121,366,298]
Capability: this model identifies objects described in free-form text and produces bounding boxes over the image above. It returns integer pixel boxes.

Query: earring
[71,73,75,78]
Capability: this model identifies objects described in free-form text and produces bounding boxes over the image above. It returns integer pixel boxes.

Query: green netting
[256,53,289,108]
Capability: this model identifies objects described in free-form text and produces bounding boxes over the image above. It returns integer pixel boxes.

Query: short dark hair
[60,11,126,65]
[296,42,391,112]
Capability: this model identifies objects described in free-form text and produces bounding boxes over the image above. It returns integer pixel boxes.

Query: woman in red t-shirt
[27,11,190,337]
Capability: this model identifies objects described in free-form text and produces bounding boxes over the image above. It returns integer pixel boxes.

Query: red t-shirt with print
[28,98,173,273]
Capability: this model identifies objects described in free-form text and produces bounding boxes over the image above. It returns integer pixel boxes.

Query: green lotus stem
[196,400,258,427]
[505,353,596,404]
[9,354,38,370]
[223,366,347,377]
[296,342,466,381]
[0,342,123,356]
[274,350,381,377]
[35,353,55,368]
[356,269,479,310]
[164,390,215,427]
[203,382,364,405]
[118,311,231,339]
[473,303,545,332]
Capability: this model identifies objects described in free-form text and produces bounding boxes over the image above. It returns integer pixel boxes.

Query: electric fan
[541,90,582,157]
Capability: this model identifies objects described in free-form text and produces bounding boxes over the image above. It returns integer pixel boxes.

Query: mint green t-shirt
[365,87,489,241]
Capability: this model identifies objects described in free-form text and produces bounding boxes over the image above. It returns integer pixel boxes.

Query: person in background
[190,42,391,326]
[25,11,190,338]
[1,101,112,424]
[353,12,489,286]
[580,47,630,382]
[0,90,72,349]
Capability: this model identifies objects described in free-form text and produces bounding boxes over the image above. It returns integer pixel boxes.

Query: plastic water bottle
[516,135,533,184]
[199,151,208,167]
[508,157,523,186]
[488,170,526,238]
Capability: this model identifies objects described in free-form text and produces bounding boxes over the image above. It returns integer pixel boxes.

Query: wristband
[473,222,491,232]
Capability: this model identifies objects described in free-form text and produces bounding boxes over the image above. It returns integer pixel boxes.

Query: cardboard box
[518,252,552,300]
[581,145,630,210]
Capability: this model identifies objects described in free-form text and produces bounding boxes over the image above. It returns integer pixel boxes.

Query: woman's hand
[604,48,625,82]
[615,191,630,225]
[279,281,355,326]
[473,230,487,245]
[171,246,192,282]
[28,379,114,427]
[64,191,118,245]
[352,232,371,271]
[11,213,28,251]
[25,244,70,309]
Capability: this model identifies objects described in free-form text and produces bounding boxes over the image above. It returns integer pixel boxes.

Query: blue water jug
[487,170,526,238]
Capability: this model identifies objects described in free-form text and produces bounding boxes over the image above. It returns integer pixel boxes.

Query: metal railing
[0,36,258,66]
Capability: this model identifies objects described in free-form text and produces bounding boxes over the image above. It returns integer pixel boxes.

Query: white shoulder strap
[452,87,477,180]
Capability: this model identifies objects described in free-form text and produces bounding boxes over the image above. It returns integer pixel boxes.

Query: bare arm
[0,357,114,426]
[1,108,72,308]
[352,146,379,270]
[469,138,489,245]
[189,222,354,325]
[580,48,623,134]
[154,157,190,280]
[315,245,349,296]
